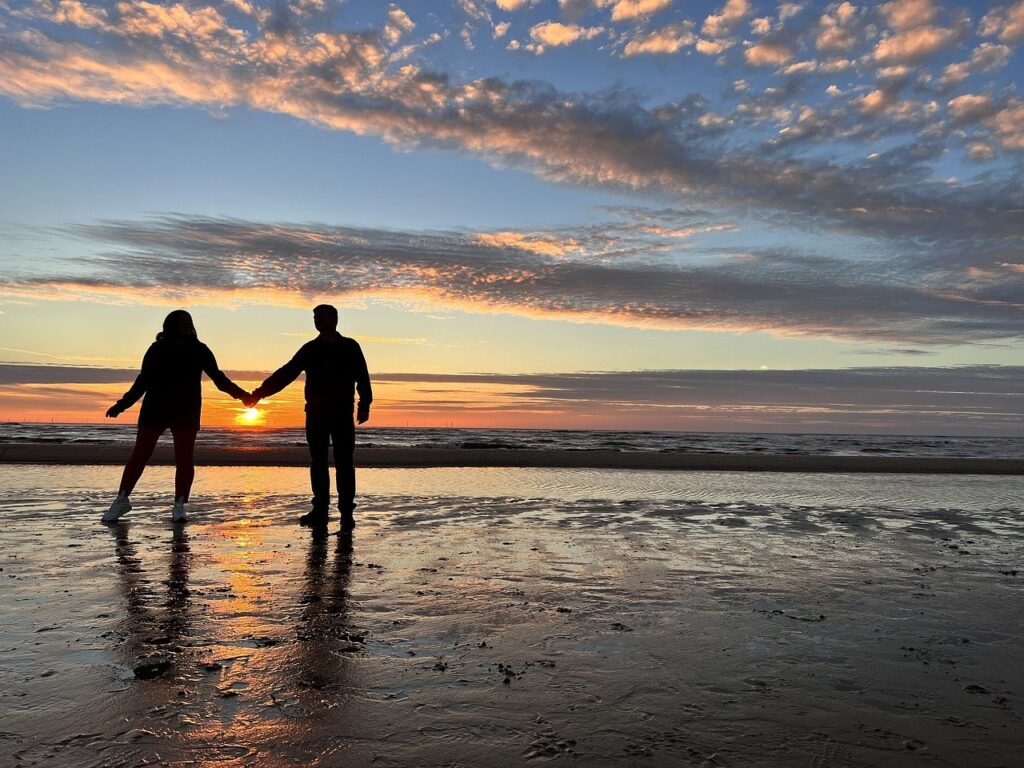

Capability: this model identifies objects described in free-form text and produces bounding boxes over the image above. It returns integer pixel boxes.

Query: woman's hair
[156,309,197,343]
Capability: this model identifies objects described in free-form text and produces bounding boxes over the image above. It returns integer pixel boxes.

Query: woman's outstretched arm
[107,346,155,417]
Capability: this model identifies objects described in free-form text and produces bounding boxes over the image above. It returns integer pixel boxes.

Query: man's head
[313,304,339,334]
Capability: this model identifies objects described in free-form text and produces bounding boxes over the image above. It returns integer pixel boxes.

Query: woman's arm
[107,346,154,417]
[201,345,248,401]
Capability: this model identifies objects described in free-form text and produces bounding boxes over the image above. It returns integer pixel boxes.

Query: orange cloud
[744,40,793,66]
[622,21,694,56]
[529,21,604,47]
[980,1,1024,43]
[879,0,938,30]
[702,0,749,38]
[872,24,963,65]
[610,0,673,23]
[475,231,580,257]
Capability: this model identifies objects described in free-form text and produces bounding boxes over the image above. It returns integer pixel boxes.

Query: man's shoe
[299,509,328,527]
[339,511,355,532]
[172,500,188,524]
[102,494,131,523]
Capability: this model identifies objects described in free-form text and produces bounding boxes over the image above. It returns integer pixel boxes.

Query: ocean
[0,422,1020,459]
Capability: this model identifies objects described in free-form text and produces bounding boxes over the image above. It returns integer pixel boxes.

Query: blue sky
[0,0,1021,430]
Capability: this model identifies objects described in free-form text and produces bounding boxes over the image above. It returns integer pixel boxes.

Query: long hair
[156,309,197,343]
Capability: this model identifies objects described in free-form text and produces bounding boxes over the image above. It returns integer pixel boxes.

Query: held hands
[241,391,261,408]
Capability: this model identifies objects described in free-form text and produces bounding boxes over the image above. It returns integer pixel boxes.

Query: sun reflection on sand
[206,517,281,640]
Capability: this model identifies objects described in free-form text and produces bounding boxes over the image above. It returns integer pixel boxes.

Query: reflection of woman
[110,524,193,679]
[103,310,248,523]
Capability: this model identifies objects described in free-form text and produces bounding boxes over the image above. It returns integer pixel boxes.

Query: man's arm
[252,348,306,402]
[107,346,154,417]
[353,341,372,424]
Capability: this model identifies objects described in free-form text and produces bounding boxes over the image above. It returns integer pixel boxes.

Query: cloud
[695,36,733,55]
[815,1,861,51]
[986,99,1024,150]
[965,141,996,161]
[979,1,1024,43]
[872,22,966,65]
[946,93,998,125]
[495,0,536,10]
[605,0,672,22]
[879,0,937,31]
[744,40,794,66]
[4,363,1021,434]
[621,20,694,55]
[383,6,415,46]
[529,20,604,47]
[1,1,1024,349]
[31,0,109,28]
[2,212,1022,346]
[939,42,1012,86]
[702,0,750,39]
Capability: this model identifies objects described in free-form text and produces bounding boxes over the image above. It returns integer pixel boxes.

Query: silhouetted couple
[103,305,372,533]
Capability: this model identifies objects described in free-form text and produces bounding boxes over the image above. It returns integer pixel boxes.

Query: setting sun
[236,407,265,427]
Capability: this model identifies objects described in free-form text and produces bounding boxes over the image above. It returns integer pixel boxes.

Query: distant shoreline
[0,443,1020,474]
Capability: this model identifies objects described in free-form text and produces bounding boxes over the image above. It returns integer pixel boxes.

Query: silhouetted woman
[102,310,248,524]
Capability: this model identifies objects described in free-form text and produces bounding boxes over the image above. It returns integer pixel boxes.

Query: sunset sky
[1,0,1022,432]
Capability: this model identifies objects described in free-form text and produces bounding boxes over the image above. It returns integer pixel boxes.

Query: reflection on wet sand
[295,532,359,690]
[2,469,1023,767]
[111,523,193,681]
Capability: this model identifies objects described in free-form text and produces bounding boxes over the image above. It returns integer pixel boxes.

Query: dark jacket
[113,339,246,429]
[254,332,372,413]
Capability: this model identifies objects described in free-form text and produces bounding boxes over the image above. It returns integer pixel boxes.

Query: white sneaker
[102,494,131,522]
[172,500,187,523]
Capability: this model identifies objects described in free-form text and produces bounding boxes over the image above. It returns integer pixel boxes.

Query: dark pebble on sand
[964,684,990,694]
[133,660,172,680]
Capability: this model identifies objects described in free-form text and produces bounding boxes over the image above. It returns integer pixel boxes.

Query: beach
[2,464,1023,767]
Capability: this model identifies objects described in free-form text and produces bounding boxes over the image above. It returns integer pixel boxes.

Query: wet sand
[2,465,1023,767]
[1,443,1021,473]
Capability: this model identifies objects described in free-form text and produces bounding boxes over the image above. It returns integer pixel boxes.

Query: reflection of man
[297,533,356,690]
[246,305,372,531]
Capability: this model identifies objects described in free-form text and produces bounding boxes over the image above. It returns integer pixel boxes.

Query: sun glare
[236,407,265,426]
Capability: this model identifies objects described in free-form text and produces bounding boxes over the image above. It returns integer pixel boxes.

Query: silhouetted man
[247,305,371,531]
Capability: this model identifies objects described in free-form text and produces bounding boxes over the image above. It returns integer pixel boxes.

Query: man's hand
[105,405,122,418]
[356,404,370,425]
[242,392,260,408]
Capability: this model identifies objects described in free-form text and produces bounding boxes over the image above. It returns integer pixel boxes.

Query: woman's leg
[171,427,198,502]
[118,425,163,496]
